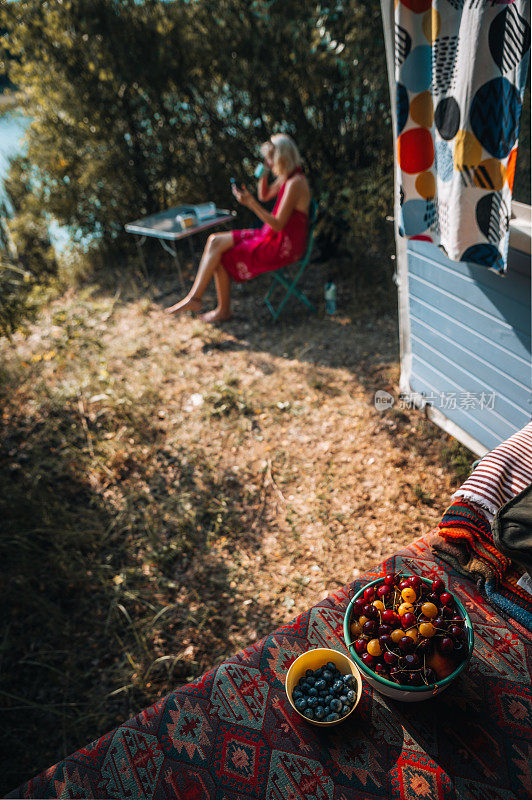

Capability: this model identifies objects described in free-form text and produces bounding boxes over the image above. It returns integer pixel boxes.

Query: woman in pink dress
[165,134,311,322]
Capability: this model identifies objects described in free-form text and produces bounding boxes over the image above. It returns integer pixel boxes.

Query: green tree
[1,0,393,274]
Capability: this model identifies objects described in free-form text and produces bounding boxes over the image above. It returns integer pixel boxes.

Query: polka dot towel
[394,0,530,272]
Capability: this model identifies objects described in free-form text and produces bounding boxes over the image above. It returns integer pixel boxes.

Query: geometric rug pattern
[9,533,532,800]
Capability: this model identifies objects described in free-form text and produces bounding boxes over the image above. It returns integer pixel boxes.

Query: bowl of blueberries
[285,647,362,726]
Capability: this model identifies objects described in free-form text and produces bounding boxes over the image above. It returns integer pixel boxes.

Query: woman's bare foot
[200,308,232,323]
[164,297,202,315]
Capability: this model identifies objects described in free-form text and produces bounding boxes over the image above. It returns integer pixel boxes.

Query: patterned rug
[9,532,532,800]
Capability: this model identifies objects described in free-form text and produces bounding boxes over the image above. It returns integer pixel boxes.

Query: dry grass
[0,265,473,791]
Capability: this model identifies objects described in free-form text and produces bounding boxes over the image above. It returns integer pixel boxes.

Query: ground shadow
[0,391,277,793]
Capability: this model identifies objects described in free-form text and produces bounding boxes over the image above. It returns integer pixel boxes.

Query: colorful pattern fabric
[436,499,532,630]
[393,0,531,272]
[451,421,532,519]
[9,533,532,800]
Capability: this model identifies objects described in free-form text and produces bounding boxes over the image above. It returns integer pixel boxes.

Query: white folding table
[125,206,236,293]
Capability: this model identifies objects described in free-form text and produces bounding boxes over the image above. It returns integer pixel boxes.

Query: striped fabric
[451,421,532,518]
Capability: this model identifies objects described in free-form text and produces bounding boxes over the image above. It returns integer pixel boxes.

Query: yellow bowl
[285,647,363,727]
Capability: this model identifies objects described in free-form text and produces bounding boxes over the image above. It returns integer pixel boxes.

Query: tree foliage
[1,0,394,268]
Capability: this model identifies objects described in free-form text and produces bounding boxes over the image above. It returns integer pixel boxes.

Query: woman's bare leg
[165,233,234,314]
[201,265,232,322]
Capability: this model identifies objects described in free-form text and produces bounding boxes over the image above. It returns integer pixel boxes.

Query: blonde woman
[165,133,311,322]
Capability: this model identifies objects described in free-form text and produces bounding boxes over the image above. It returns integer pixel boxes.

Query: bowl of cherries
[343,573,474,701]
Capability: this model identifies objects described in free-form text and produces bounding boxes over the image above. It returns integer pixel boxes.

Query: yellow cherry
[401,587,417,603]
[372,600,385,612]
[350,620,362,637]
[391,628,404,644]
[367,639,382,657]
[398,602,414,616]
[421,602,438,619]
[419,622,435,638]
[359,615,369,627]
[405,627,419,643]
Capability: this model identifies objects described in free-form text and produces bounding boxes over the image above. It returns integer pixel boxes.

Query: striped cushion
[451,421,532,518]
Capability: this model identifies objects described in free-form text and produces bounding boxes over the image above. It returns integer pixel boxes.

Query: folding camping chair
[264,198,318,321]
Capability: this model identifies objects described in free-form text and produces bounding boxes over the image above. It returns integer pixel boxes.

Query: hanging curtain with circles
[394,0,530,273]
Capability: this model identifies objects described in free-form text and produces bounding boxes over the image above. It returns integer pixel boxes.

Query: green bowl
[343,575,474,702]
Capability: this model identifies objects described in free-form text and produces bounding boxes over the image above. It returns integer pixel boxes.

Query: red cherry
[451,614,464,625]
[378,624,391,636]
[398,636,415,653]
[363,604,378,620]
[384,574,395,586]
[381,609,397,626]
[389,667,406,683]
[361,652,376,668]
[363,620,378,636]
[440,592,452,606]
[354,637,367,655]
[442,605,454,618]
[427,593,440,605]
[433,616,446,630]
[379,634,393,650]
[438,636,454,654]
[407,575,422,589]
[374,662,388,676]
[399,579,410,590]
[432,579,445,594]
[417,637,433,654]
[364,586,376,601]
[401,612,416,629]
[377,584,391,598]
[383,650,398,666]
[353,598,366,615]
[449,625,464,640]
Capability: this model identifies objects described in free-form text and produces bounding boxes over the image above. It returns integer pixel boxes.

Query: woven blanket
[451,421,532,520]
[436,499,532,630]
[9,533,532,800]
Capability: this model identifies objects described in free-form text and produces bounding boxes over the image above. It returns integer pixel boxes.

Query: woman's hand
[232,183,254,208]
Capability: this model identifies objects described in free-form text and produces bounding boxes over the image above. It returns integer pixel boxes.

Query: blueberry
[330,698,342,712]
[325,693,334,705]
[341,703,351,714]
[304,708,315,720]
[308,687,318,697]
[326,713,340,722]
[314,666,324,677]
[307,696,318,708]
[314,705,325,720]
[326,661,336,671]
[346,689,356,703]
[322,670,333,682]
[298,677,307,688]
[342,674,354,686]
[332,680,344,695]
[295,698,308,712]
[315,679,327,691]
[306,675,316,687]
[305,669,314,677]
[339,695,348,704]
[319,689,328,697]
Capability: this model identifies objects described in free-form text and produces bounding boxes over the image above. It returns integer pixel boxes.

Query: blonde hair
[261,134,302,177]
